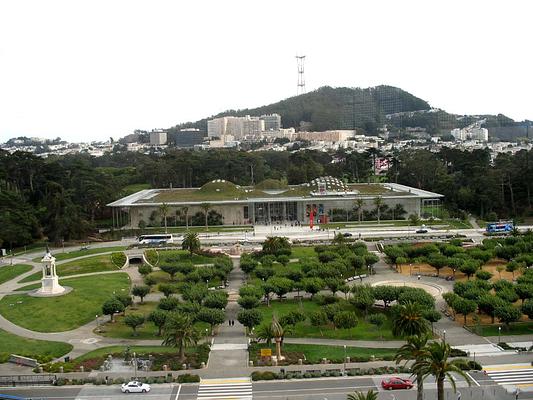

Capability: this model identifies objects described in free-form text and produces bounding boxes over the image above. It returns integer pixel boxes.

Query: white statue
[36,245,66,295]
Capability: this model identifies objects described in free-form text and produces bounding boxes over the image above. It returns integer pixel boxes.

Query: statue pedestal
[36,276,66,295]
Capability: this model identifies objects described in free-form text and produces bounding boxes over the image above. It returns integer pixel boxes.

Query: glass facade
[253,201,298,224]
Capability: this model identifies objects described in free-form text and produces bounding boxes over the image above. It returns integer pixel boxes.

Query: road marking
[175,383,182,400]
[485,364,533,388]
[465,372,480,387]
[198,377,252,400]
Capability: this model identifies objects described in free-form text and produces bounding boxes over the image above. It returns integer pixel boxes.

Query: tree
[148,309,168,336]
[516,283,533,304]
[496,265,505,280]
[238,295,260,309]
[180,206,189,230]
[262,236,292,256]
[391,302,429,337]
[478,294,507,324]
[324,277,344,296]
[408,214,420,226]
[364,253,379,275]
[158,296,180,311]
[398,288,435,309]
[138,264,153,276]
[505,261,522,279]
[374,196,384,224]
[309,310,328,328]
[240,256,259,276]
[124,314,145,336]
[459,259,480,280]
[267,277,293,300]
[102,298,125,322]
[162,312,199,362]
[237,309,262,333]
[333,311,358,329]
[239,284,263,299]
[373,285,399,308]
[144,274,157,288]
[427,254,448,277]
[160,264,181,280]
[302,277,324,298]
[495,304,522,330]
[132,285,150,304]
[411,341,471,400]
[368,313,387,339]
[200,203,212,231]
[394,334,430,400]
[182,283,208,304]
[346,390,378,400]
[197,308,225,334]
[475,270,493,281]
[182,232,200,255]
[114,294,132,314]
[452,297,477,325]
[203,291,229,309]
[350,284,375,317]
[159,203,169,233]
[354,197,365,223]
[159,283,178,298]
[522,299,533,320]
[255,323,275,345]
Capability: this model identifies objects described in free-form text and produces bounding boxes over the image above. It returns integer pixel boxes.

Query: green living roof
[107,179,443,207]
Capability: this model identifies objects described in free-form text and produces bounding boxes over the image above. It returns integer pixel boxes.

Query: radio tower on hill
[296,55,306,95]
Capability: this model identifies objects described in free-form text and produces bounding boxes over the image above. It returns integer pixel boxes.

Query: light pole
[133,351,137,379]
[343,345,347,376]
[409,263,412,275]
[498,326,501,344]
[96,314,99,332]
[205,328,209,343]
[443,329,446,343]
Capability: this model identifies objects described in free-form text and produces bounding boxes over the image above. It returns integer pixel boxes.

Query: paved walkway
[204,256,250,378]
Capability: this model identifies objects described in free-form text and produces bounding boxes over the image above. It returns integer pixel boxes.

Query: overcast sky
[0,0,531,142]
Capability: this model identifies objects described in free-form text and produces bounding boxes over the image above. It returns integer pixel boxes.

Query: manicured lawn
[75,345,180,362]
[0,328,73,360]
[31,246,128,263]
[20,254,121,283]
[156,249,221,265]
[469,322,533,337]
[257,299,396,340]
[249,342,396,364]
[0,273,131,332]
[0,264,33,285]
[291,247,317,259]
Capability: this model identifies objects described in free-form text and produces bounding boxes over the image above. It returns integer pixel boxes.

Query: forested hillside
[1,147,531,248]
[171,85,431,134]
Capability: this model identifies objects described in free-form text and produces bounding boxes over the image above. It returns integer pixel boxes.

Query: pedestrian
[457,391,461,400]
[417,274,421,280]
[229,320,231,326]
[516,388,520,400]
[232,320,235,326]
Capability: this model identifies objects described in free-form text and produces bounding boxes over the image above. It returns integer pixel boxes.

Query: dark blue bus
[486,221,513,233]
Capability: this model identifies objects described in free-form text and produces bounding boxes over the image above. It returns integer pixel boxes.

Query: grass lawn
[0,273,131,332]
[257,299,396,340]
[31,246,127,263]
[290,247,317,259]
[0,264,33,285]
[0,328,73,359]
[20,254,121,283]
[469,322,533,337]
[249,342,396,364]
[156,249,222,265]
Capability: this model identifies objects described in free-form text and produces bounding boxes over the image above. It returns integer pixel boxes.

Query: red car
[381,377,413,390]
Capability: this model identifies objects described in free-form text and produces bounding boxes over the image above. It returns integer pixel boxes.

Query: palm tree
[373,196,384,224]
[162,312,199,362]
[255,323,275,345]
[394,334,430,400]
[392,302,429,337]
[159,203,169,233]
[181,206,189,230]
[200,203,211,231]
[182,231,200,255]
[270,315,284,362]
[346,390,378,400]
[354,197,365,223]
[411,341,471,400]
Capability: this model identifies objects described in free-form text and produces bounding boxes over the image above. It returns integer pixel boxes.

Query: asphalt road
[1,373,529,400]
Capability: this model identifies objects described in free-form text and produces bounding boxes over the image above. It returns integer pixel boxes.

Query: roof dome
[199,180,241,194]
[308,176,348,193]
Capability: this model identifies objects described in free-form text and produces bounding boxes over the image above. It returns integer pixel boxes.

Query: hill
[167,85,528,136]
[170,85,431,135]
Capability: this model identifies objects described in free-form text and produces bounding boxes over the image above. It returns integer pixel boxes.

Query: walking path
[204,256,250,378]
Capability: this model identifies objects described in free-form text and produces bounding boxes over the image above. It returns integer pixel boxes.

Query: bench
[8,355,38,368]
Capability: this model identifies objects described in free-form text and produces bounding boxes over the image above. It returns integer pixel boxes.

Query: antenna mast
[296,55,306,95]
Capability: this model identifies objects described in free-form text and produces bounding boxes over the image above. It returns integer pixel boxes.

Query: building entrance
[253,201,298,224]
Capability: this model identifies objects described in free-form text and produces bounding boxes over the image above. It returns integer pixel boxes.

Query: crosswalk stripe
[197,377,252,400]
[486,365,533,389]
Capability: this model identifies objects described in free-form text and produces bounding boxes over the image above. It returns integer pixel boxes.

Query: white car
[121,381,151,393]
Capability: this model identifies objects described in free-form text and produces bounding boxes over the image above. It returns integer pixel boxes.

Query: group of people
[228,319,236,326]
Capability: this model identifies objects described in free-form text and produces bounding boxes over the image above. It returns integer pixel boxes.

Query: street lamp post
[498,326,501,344]
[96,314,99,332]
[343,345,346,376]
[409,263,412,275]
[443,329,446,343]
[133,351,137,379]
